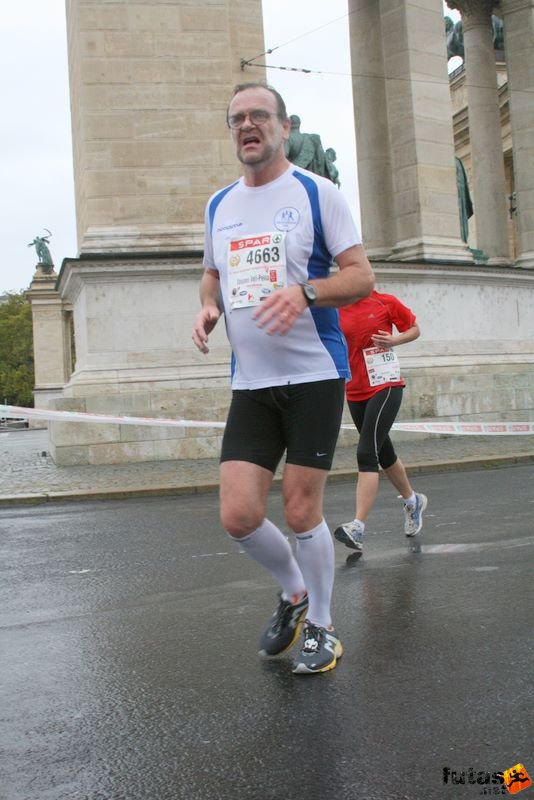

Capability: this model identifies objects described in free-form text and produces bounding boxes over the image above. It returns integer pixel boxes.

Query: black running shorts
[220,378,345,472]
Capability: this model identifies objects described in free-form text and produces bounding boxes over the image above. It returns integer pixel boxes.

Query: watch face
[304,283,317,303]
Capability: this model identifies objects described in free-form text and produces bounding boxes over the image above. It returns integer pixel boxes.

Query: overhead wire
[240,8,533,95]
[243,59,533,95]
[242,8,356,64]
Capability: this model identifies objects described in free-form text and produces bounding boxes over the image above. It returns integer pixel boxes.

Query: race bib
[227,232,287,310]
[363,346,401,387]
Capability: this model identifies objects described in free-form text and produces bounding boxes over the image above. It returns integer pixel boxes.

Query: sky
[0,1,460,295]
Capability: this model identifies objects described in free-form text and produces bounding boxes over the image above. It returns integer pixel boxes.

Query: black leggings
[347,386,403,473]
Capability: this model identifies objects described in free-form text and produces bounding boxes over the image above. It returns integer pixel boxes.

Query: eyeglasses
[227,109,281,129]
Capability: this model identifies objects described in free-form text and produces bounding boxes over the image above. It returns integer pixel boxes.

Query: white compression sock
[229,518,306,600]
[294,519,335,629]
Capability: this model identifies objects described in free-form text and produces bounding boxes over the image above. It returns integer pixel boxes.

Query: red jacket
[339,290,417,402]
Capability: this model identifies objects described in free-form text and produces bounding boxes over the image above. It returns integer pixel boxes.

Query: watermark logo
[502,764,532,795]
[442,764,532,795]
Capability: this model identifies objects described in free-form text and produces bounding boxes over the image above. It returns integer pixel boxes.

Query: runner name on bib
[363,346,401,387]
[227,232,287,310]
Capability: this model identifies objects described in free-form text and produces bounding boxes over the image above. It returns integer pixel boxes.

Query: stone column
[57,1,265,464]
[500,0,534,268]
[27,269,72,410]
[349,0,471,262]
[348,0,395,259]
[65,0,265,255]
[447,0,510,263]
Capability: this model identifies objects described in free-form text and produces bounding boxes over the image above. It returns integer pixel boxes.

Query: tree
[0,292,34,407]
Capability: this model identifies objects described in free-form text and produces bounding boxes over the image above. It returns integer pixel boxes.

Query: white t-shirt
[203,165,362,390]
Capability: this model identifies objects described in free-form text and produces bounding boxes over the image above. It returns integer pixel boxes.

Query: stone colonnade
[349,0,534,267]
[447,0,510,262]
[447,0,534,267]
[348,0,472,263]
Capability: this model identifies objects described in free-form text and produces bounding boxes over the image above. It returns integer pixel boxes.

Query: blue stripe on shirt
[208,181,239,236]
[291,170,350,379]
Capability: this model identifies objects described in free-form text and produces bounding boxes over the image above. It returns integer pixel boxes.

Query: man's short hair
[227,82,288,122]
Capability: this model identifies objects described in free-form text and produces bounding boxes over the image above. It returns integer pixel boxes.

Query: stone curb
[1,451,532,508]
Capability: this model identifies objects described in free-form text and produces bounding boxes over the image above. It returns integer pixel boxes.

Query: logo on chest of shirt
[274,207,300,231]
[217,221,244,233]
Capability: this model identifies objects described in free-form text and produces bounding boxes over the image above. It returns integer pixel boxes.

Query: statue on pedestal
[285,115,329,180]
[455,157,474,243]
[285,115,341,187]
[28,229,55,274]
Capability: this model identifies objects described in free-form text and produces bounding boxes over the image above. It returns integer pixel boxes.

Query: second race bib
[363,346,401,387]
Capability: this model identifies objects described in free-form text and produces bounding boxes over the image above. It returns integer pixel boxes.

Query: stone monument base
[50,252,233,465]
[48,258,534,466]
[49,378,230,466]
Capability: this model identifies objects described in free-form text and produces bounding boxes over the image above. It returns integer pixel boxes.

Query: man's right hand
[192,305,222,354]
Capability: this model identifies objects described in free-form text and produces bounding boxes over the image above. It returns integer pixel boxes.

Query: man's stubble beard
[236,134,284,168]
[237,144,274,166]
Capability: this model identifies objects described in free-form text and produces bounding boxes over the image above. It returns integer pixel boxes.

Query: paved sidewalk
[1,427,533,506]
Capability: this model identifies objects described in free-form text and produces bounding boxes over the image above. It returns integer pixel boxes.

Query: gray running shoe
[258,592,308,657]
[334,520,364,551]
[404,492,428,537]
[292,621,343,674]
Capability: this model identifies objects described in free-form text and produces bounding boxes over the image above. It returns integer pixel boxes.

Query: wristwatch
[300,282,318,306]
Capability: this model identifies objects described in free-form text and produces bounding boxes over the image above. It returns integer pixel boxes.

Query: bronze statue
[445,14,504,61]
[285,115,328,179]
[325,148,340,188]
[492,15,504,51]
[28,229,54,271]
[455,157,473,243]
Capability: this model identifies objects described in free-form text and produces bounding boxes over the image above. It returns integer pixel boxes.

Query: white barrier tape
[2,405,534,435]
[0,404,225,429]
[343,421,534,436]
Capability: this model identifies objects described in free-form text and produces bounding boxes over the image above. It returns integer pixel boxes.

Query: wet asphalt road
[1,465,533,800]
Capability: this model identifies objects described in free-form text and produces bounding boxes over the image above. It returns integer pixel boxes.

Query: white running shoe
[404,493,428,537]
[334,520,364,552]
